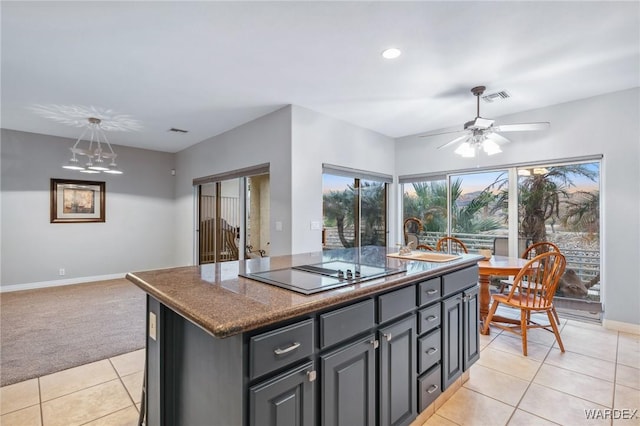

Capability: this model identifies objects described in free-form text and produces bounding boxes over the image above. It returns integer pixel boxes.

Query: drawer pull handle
[383,333,392,342]
[427,384,439,394]
[274,342,301,355]
[370,339,379,349]
[426,315,438,322]
[426,289,438,295]
[426,347,438,355]
[306,370,317,382]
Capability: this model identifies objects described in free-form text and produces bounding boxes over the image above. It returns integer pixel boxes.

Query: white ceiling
[2,1,639,153]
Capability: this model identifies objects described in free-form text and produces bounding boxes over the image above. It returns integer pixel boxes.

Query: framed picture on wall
[50,179,105,223]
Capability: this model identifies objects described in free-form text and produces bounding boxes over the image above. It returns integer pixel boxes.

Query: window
[322,165,390,249]
[517,161,601,318]
[401,157,602,321]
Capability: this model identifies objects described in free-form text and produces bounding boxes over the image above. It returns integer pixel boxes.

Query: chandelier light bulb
[62,156,85,171]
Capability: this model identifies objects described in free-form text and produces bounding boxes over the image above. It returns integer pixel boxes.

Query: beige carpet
[0,278,145,386]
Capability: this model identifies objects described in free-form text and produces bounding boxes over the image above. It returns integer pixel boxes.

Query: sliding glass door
[196,166,270,264]
[401,158,601,321]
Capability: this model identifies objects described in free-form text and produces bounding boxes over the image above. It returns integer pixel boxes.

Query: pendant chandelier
[62,117,123,174]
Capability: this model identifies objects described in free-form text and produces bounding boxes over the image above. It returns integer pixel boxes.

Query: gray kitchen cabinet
[379,315,416,426]
[463,285,480,370]
[320,335,376,426]
[442,284,480,390]
[140,260,481,426]
[249,361,316,426]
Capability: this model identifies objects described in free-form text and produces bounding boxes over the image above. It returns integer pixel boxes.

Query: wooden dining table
[477,255,531,335]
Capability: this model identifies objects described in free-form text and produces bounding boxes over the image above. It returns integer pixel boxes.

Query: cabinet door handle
[426,289,438,295]
[274,342,301,355]
[427,384,439,394]
[383,333,392,342]
[426,315,438,322]
[306,370,317,382]
[370,339,379,349]
[426,347,438,355]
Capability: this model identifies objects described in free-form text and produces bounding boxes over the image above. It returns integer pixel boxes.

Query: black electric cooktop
[240,260,405,295]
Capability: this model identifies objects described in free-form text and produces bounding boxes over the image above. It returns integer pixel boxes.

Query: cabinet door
[249,361,315,426]
[442,295,463,390]
[379,315,416,426]
[321,335,376,426]
[463,285,480,370]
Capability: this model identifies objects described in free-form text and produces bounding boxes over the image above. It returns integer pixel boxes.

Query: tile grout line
[38,377,44,426]
[503,322,559,426]
[108,357,140,411]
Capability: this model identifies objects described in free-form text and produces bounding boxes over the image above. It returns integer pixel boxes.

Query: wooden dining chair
[483,251,567,356]
[498,241,562,325]
[498,241,560,293]
[416,244,434,251]
[436,236,468,254]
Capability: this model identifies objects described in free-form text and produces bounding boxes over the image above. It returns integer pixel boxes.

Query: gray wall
[1,129,177,289]
[290,105,396,253]
[173,106,293,264]
[395,88,640,326]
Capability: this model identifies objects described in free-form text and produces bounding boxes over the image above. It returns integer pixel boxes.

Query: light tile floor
[1,316,638,426]
[1,349,144,426]
[425,312,640,426]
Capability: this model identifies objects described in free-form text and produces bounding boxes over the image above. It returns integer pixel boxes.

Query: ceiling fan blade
[419,129,465,138]
[486,132,511,145]
[493,122,550,132]
[437,134,469,149]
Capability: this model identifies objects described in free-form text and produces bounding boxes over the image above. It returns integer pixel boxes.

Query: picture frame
[50,179,105,223]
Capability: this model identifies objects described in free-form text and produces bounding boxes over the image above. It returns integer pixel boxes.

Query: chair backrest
[508,251,567,308]
[436,236,468,254]
[493,237,529,257]
[522,241,560,260]
[403,217,423,245]
[416,244,434,251]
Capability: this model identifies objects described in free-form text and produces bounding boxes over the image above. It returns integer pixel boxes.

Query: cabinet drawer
[417,278,441,306]
[320,299,374,349]
[418,303,441,335]
[378,285,415,324]
[442,266,478,297]
[418,329,441,375]
[249,319,314,380]
[418,365,442,412]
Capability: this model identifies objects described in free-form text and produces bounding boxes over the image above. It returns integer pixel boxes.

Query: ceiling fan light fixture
[454,141,475,158]
[482,139,502,155]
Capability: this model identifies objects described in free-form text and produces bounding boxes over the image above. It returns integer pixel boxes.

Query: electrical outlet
[58,268,65,276]
[149,312,157,341]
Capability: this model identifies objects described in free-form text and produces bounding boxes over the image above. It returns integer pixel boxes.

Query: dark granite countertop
[126,247,482,338]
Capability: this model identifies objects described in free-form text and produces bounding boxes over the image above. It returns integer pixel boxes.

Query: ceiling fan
[421,86,549,157]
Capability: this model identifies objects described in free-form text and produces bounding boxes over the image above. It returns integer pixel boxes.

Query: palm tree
[561,190,599,234]
[518,165,597,243]
[404,176,504,236]
[323,189,355,248]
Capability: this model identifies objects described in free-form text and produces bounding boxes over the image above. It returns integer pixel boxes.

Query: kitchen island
[127,247,482,426]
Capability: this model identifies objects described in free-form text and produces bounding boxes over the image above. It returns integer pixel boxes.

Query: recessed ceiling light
[381,48,401,59]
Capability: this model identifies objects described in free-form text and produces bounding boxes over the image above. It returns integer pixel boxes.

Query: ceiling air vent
[481,90,510,103]
[168,127,189,133]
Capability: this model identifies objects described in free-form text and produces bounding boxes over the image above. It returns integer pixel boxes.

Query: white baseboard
[0,273,127,293]
[603,319,640,335]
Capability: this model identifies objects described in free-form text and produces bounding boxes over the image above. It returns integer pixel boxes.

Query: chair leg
[482,299,500,334]
[547,310,565,352]
[552,306,560,325]
[520,309,528,356]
